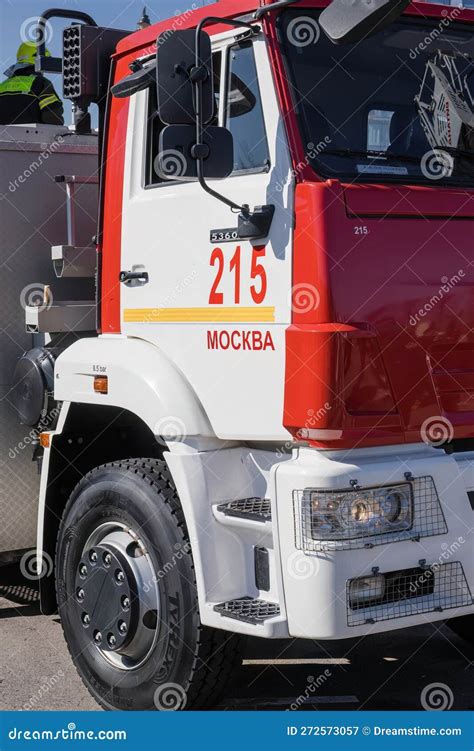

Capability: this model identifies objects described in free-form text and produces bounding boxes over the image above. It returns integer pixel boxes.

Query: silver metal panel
[25,302,96,333]
[0,125,98,554]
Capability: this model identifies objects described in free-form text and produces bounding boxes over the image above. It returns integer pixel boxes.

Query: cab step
[214,597,280,625]
[216,498,271,523]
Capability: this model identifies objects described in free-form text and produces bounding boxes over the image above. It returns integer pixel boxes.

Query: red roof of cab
[115,0,260,57]
[115,0,474,57]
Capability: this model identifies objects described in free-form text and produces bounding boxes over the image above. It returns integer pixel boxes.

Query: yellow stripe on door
[123,307,275,323]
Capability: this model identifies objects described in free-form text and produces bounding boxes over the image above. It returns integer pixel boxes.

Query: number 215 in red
[209,246,267,305]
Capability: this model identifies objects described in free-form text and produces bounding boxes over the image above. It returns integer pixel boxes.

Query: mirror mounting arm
[194,17,275,237]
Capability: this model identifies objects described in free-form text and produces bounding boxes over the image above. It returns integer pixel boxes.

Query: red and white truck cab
[4,0,474,710]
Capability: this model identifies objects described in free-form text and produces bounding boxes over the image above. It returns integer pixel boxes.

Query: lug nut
[89,550,98,563]
[76,588,85,601]
[81,612,90,626]
[94,631,102,643]
[121,596,130,610]
[107,633,117,648]
[115,570,125,583]
[79,564,87,577]
[118,621,127,635]
[103,553,112,567]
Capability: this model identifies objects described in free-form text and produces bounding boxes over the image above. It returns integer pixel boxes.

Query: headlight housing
[296,483,413,549]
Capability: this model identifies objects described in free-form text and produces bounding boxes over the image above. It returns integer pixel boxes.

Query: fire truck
[1,0,473,710]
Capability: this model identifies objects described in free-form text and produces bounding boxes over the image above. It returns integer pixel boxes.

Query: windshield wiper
[440,146,474,161]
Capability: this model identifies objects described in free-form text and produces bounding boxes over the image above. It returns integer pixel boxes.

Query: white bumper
[273,444,474,639]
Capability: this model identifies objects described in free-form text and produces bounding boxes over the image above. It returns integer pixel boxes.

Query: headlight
[300,483,413,544]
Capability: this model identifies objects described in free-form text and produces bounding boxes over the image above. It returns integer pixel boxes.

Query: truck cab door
[120,31,294,441]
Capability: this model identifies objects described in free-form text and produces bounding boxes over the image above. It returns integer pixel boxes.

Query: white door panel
[121,35,293,440]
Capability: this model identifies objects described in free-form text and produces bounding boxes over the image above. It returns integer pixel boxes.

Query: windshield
[279,11,474,186]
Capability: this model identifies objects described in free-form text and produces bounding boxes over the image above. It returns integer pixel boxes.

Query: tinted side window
[226,43,270,174]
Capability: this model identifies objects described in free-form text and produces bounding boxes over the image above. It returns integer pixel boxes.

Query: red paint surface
[101,0,474,448]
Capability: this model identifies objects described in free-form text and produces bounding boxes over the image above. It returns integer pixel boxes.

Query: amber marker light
[94,376,109,394]
[39,432,51,449]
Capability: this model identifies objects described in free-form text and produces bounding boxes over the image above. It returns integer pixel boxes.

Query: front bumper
[274,443,474,639]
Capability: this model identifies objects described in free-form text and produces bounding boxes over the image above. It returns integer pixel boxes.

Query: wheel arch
[38,401,165,613]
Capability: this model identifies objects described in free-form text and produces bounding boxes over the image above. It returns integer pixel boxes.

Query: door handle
[119,270,149,285]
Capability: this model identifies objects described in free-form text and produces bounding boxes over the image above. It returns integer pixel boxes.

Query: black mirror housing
[157,124,234,180]
[319,0,411,44]
[156,29,214,125]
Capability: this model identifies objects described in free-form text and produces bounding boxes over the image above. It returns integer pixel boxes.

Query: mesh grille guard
[293,476,448,552]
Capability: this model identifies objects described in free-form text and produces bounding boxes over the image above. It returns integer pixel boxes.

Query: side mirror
[157,125,234,181]
[319,0,410,45]
[156,29,214,125]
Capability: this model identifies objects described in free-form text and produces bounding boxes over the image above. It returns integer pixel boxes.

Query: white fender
[54,335,215,439]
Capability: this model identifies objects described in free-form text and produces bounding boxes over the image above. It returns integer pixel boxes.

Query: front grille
[347,561,472,627]
[294,476,447,552]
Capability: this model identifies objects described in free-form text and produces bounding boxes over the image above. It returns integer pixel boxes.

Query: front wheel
[55,458,242,710]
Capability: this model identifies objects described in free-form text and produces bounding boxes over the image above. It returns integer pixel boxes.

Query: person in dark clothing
[0,42,64,125]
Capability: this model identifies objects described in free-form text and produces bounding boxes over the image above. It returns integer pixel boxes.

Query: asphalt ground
[0,563,472,711]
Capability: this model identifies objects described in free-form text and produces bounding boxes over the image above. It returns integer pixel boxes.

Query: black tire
[55,458,242,710]
[447,615,474,644]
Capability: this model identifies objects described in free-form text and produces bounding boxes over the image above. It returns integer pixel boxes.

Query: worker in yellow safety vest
[0,42,64,125]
